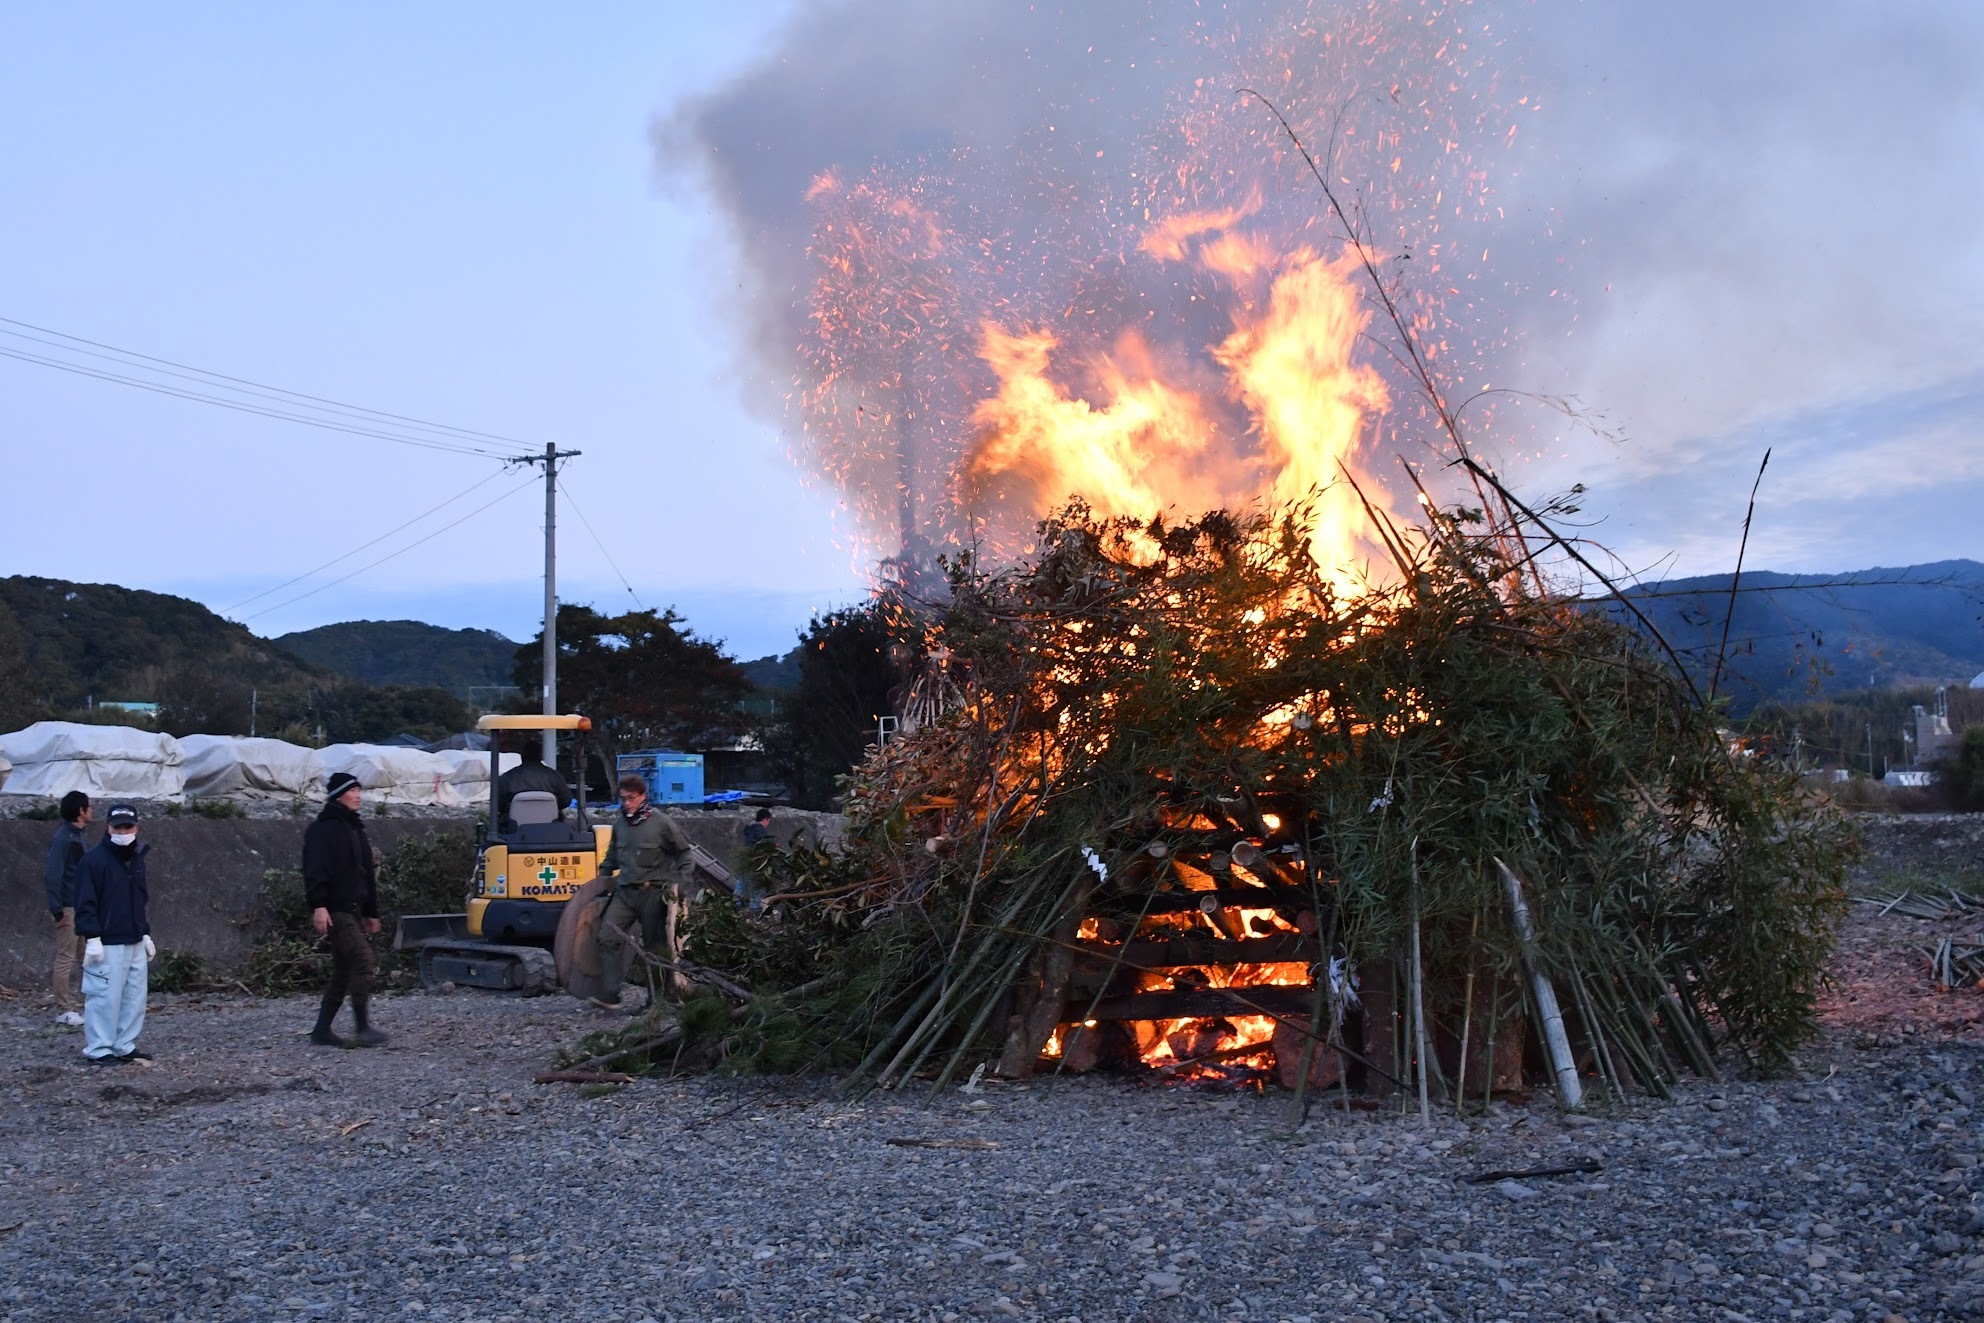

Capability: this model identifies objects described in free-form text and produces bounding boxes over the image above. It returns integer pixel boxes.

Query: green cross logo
[538,866,559,886]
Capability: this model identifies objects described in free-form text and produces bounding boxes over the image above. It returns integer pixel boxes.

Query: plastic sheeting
[0,723,527,806]
[433,748,523,808]
[319,744,519,808]
[178,735,328,799]
[0,721,186,799]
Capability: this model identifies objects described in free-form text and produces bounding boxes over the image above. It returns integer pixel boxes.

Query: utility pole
[513,443,581,765]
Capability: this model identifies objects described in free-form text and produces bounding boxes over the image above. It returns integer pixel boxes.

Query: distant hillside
[0,576,322,710]
[741,647,803,694]
[1618,559,1984,712]
[739,646,803,720]
[0,578,474,743]
[276,620,518,699]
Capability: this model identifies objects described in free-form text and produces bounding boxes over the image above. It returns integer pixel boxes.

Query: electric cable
[0,315,538,455]
[239,473,540,623]
[0,345,518,458]
[222,469,509,615]
[556,476,646,610]
[0,324,519,452]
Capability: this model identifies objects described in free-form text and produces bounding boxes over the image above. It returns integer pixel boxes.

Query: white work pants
[81,941,148,1060]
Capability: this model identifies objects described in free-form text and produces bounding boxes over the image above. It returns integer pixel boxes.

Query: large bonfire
[572,4,1856,1098]
[639,500,1851,1100]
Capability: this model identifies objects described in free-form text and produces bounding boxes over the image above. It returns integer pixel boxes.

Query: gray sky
[3,2,1979,665]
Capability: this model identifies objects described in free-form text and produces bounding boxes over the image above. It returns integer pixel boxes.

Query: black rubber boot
[310,993,346,1048]
[349,1002,388,1047]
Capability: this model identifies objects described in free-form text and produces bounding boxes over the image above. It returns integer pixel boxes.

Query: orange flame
[965,209,1394,580]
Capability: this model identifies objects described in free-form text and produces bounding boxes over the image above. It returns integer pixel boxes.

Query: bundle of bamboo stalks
[615,500,1854,1099]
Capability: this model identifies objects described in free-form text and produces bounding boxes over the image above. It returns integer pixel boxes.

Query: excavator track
[416,941,559,995]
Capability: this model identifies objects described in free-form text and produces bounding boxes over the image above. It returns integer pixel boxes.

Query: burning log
[1078,986,1312,1022]
[997,870,1094,1077]
[1110,887,1315,918]
[1073,932,1313,971]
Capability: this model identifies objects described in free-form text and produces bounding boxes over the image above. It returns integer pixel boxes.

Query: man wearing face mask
[302,771,385,1047]
[73,804,153,1064]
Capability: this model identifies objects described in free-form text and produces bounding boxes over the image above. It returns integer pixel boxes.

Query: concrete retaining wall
[0,806,842,995]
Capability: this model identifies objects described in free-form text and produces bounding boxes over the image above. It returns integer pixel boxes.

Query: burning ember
[791,1,1524,580]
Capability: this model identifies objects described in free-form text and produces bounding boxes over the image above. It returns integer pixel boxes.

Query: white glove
[142,935,156,959]
[83,938,105,968]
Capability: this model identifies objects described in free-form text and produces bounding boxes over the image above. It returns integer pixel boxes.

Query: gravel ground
[3,930,1982,1321]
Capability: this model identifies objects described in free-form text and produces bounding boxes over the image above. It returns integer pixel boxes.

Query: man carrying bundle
[590,774,695,1010]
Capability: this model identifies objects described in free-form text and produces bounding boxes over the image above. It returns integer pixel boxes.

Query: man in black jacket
[302,771,386,1048]
[74,804,153,1063]
[42,790,91,1026]
[494,741,569,832]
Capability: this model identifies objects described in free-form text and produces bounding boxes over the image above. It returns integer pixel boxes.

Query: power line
[222,469,509,615]
[0,324,520,453]
[239,474,540,623]
[0,315,539,456]
[557,476,646,610]
[0,344,519,459]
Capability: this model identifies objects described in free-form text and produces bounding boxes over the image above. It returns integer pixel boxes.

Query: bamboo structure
[582,502,1856,1098]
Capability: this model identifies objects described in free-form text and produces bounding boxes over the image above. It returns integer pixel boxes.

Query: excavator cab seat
[510,791,559,824]
[501,789,592,848]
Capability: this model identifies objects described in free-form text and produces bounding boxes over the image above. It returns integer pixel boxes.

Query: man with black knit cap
[302,771,386,1047]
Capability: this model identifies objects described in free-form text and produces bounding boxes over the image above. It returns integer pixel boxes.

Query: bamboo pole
[1569,964,1622,1103]
[1287,836,1340,1131]
[1409,838,1432,1127]
[1455,905,1480,1116]
[1493,857,1582,1110]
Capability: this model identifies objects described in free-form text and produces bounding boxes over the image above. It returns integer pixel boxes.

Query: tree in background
[768,605,904,810]
[153,664,255,737]
[513,605,754,777]
[0,600,51,732]
[242,680,476,746]
[1939,726,1984,811]
[1747,685,1984,775]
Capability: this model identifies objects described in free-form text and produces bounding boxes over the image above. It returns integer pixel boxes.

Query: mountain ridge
[1616,558,1984,712]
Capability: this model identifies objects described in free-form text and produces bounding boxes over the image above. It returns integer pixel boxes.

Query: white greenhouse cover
[178,734,328,799]
[0,721,186,799]
[319,744,520,808]
[0,723,522,805]
[433,748,522,805]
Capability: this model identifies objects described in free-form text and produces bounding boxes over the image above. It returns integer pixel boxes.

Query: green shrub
[163,798,247,820]
[235,832,477,993]
[148,949,211,992]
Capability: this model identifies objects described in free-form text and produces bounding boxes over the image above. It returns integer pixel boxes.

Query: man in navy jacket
[73,803,154,1063]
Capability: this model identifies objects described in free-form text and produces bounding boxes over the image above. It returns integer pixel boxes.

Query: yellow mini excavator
[394,714,609,994]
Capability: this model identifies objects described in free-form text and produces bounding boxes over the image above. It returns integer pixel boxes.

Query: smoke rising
[664,0,1984,579]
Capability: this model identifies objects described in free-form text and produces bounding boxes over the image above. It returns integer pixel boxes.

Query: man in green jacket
[590,773,695,1010]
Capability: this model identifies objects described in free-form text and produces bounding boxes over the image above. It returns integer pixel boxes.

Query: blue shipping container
[616,750,705,805]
